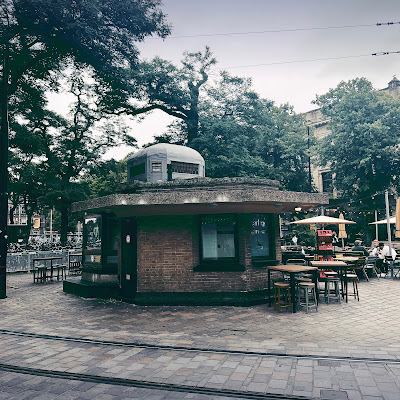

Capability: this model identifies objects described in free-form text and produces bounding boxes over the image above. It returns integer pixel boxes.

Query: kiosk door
[120,218,137,299]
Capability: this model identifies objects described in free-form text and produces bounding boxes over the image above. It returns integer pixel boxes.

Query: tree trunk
[23,211,33,244]
[60,206,69,245]
[186,117,199,145]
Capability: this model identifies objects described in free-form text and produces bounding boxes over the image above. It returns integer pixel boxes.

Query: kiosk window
[201,215,237,261]
[84,216,101,251]
[152,161,162,172]
[251,214,272,258]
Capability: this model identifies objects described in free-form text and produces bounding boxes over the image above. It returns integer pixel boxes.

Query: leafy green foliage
[314,78,400,201]
[132,46,217,143]
[86,159,127,198]
[191,72,312,191]
[1,0,170,241]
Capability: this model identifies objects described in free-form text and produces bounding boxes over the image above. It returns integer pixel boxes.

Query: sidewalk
[1,273,400,399]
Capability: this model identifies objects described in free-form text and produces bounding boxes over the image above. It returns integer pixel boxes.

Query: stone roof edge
[72,189,329,213]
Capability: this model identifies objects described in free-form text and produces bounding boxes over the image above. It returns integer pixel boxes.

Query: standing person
[292,235,298,246]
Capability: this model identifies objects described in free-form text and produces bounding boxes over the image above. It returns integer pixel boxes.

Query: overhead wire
[148,22,400,39]
[146,20,400,72]
[207,50,400,73]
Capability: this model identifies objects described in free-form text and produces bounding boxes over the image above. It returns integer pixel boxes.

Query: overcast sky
[103,0,400,158]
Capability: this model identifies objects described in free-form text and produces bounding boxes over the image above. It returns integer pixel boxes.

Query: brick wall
[137,213,281,293]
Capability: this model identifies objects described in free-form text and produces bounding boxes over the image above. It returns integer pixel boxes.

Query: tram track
[0,361,313,400]
[1,328,399,365]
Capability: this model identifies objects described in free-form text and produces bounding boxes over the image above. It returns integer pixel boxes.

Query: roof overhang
[72,188,328,218]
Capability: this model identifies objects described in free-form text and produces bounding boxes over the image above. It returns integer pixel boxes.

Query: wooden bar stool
[273,282,292,313]
[37,266,48,283]
[343,272,359,301]
[298,282,318,313]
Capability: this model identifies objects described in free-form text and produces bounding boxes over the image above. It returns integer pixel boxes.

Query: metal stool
[55,265,67,281]
[273,282,292,313]
[324,272,341,304]
[298,282,318,313]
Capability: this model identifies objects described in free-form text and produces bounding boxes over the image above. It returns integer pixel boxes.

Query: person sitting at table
[369,239,379,255]
[352,240,369,256]
[373,242,397,273]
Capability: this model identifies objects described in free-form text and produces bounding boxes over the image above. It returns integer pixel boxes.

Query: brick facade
[136,213,281,294]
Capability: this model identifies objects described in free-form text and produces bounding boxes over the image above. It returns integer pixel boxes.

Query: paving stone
[321,389,349,399]
[3,274,400,400]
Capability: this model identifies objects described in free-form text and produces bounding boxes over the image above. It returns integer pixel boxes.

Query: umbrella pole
[341,238,344,249]
[385,191,393,278]
[375,210,379,241]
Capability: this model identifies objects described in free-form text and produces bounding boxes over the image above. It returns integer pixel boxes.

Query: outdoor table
[267,264,318,313]
[32,256,63,282]
[311,260,353,302]
[334,256,359,263]
[304,255,314,265]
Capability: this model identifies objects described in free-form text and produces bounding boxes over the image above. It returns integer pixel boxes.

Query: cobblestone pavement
[1,273,400,399]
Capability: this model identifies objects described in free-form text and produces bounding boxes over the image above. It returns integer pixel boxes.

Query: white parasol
[369,217,395,225]
[289,215,356,226]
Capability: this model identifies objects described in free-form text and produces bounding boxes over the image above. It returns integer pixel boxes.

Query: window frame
[151,161,163,172]
[194,214,244,272]
[250,214,278,267]
[170,161,199,175]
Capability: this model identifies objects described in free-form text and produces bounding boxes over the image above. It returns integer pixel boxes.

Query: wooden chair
[353,257,369,281]
[323,272,341,303]
[55,265,67,280]
[298,282,318,313]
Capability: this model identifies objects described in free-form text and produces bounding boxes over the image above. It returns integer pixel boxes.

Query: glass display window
[200,215,237,261]
[84,215,102,251]
[251,214,273,259]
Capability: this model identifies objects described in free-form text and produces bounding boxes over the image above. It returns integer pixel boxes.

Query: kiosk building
[64,144,328,305]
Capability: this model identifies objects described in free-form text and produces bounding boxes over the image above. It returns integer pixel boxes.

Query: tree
[0,0,170,255]
[191,71,312,191]
[314,78,400,201]
[0,0,170,96]
[38,65,135,243]
[130,46,216,144]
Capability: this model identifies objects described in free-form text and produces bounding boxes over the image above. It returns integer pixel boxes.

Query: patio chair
[365,256,379,279]
[353,257,369,281]
[383,256,400,278]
